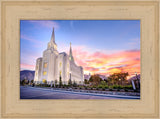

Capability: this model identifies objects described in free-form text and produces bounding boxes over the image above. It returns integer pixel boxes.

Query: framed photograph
[0,0,159,118]
[20,20,140,100]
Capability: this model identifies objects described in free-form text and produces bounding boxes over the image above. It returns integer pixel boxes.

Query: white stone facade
[34,28,84,85]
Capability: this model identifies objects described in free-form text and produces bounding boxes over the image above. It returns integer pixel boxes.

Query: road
[20,86,140,99]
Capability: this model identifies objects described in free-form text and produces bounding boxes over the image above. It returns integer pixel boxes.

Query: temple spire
[47,27,57,50]
[70,42,72,55]
[50,27,55,43]
[69,42,74,62]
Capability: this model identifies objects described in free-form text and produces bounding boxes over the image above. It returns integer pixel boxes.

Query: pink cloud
[21,63,35,70]
[71,46,140,76]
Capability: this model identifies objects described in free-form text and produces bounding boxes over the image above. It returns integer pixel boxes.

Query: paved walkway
[20,86,140,99]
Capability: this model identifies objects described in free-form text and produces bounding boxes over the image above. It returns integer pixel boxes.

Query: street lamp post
[51,81,53,88]
[135,72,140,89]
[119,79,121,85]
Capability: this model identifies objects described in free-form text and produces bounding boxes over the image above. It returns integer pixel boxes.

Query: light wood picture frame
[0,0,159,118]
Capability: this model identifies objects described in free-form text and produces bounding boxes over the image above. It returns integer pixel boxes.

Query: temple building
[34,28,84,84]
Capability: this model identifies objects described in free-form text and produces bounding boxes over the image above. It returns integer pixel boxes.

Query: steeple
[69,42,74,62]
[47,27,57,50]
[50,27,55,43]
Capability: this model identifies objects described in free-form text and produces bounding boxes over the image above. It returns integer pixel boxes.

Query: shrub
[123,85,133,90]
[109,89,113,91]
[105,85,109,89]
[100,81,107,85]
[111,85,123,89]
[93,85,97,88]
[112,85,118,89]
[109,86,113,89]
[98,85,103,89]
[117,85,123,89]
[55,84,58,88]
[73,81,77,87]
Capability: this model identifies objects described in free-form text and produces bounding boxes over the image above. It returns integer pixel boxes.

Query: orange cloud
[72,47,140,76]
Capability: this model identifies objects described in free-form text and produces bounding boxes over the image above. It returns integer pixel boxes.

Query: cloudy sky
[20,20,140,77]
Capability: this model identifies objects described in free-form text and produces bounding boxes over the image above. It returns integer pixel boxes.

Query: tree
[21,79,25,85]
[25,79,29,85]
[107,72,129,86]
[54,80,58,88]
[68,78,72,86]
[73,81,77,87]
[100,80,107,85]
[59,76,62,87]
[55,80,57,85]
[31,80,34,85]
[31,80,34,83]
[104,79,108,83]
[89,74,102,86]
[84,79,89,84]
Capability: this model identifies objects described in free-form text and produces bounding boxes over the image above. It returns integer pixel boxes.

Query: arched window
[59,62,62,67]
[60,70,62,75]
[44,62,47,68]
[43,71,47,75]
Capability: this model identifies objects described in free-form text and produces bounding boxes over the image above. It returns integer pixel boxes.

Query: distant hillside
[20,70,35,81]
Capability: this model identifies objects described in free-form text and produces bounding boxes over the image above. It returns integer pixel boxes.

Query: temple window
[54,44,57,50]
[42,79,47,84]
[44,62,47,68]
[43,71,47,75]
[60,62,62,67]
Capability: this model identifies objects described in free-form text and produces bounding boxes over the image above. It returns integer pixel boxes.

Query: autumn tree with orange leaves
[107,72,129,86]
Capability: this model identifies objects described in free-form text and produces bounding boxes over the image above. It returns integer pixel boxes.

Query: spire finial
[69,42,72,55]
[69,42,74,62]
[51,27,55,43]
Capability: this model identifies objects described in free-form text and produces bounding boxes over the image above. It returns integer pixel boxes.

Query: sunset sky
[20,20,140,77]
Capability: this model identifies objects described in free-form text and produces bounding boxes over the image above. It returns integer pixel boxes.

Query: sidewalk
[32,86,140,96]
